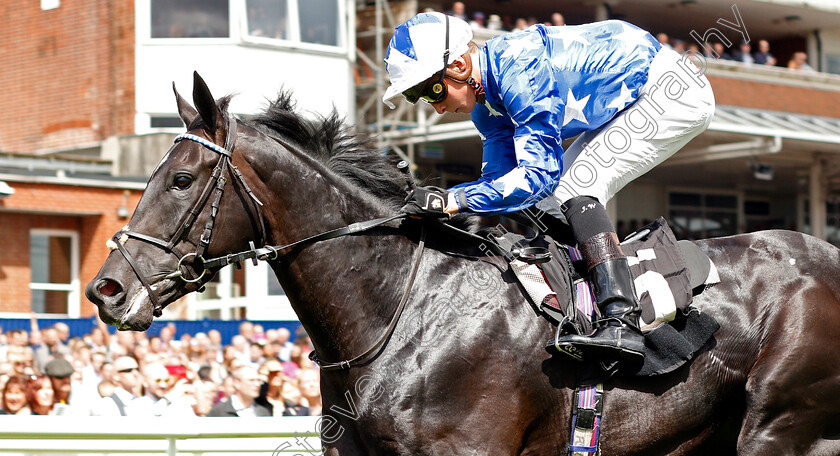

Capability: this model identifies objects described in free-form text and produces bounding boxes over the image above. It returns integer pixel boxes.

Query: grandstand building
[1,0,840,326]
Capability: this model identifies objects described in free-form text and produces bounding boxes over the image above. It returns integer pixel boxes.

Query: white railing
[0,416,322,455]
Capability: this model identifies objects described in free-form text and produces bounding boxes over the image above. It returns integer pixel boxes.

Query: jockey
[383,12,715,365]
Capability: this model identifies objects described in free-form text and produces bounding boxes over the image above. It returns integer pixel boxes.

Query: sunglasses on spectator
[117,367,139,373]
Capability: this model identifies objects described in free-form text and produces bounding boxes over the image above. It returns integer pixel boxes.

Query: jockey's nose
[432,102,446,115]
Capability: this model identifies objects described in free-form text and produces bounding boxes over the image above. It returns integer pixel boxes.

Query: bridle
[110,115,265,317]
[108,114,425,372]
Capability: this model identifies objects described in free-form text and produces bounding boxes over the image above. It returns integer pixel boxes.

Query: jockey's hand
[401,186,450,218]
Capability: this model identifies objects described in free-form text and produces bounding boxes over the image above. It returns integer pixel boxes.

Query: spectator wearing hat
[470,12,486,30]
[139,362,196,416]
[44,357,78,415]
[486,14,503,31]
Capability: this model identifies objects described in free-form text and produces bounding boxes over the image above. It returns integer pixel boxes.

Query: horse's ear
[192,71,222,133]
[173,82,198,127]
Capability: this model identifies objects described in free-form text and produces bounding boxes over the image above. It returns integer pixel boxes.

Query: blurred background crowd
[442,1,814,72]
[0,318,320,417]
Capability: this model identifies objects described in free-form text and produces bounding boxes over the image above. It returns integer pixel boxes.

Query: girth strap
[569,384,604,455]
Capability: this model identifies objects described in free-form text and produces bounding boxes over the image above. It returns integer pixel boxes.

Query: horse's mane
[248,91,479,231]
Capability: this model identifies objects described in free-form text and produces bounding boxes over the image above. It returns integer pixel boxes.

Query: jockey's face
[431,63,477,115]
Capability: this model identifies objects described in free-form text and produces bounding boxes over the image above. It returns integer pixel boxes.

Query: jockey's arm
[446,104,563,215]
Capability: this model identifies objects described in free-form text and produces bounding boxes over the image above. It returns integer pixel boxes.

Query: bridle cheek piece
[108,115,421,372]
[109,115,265,317]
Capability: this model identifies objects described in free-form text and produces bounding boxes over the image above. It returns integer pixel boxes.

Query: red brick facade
[0,181,143,315]
[0,0,135,153]
[708,75,840,118]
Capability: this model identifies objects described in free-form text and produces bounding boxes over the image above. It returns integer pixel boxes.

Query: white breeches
[536,48,716,217]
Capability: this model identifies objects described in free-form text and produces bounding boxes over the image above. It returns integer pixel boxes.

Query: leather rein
[109,115,424,371]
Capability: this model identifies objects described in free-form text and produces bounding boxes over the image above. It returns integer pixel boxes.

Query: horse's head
[86,72,265,331]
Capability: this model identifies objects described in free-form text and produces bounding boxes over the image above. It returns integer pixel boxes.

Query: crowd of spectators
[657,32,815,73]
[439,2,816,74]
[0,318,320,417]
[435,1,565,34]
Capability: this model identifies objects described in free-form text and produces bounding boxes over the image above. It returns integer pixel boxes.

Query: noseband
[108,116,424,372]
[109,115,265,317]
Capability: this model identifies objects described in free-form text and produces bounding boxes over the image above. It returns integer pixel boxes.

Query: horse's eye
[173,175,193,190]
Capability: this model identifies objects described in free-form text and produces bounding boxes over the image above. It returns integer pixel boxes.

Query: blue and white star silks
[613,22,656,52]
[500,36,540,60]
[607,83,636,110]
[563,89,591,126]
[546,27,591,49]
[449,20,661,215]
[497,167,532,198]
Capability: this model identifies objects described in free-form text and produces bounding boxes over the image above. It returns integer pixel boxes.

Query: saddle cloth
[498,217,721,376]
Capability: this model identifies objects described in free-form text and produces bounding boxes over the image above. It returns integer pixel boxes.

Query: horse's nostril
[98,279,122,297]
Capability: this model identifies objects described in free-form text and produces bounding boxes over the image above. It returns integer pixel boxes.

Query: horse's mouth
[116,279,179,331]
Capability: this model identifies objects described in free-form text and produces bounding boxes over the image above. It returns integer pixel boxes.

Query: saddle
[494,217,720,377]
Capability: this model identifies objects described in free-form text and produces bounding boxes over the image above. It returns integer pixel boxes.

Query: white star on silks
[562,89,590,127]
[501,37,540,60]
[547,28,590,49]
[607,83,636,110]
[496,167,532,198]
[613,23,652,52]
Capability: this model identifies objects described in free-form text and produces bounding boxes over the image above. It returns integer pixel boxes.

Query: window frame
[666,188,742,239]
[28,229,80,318]
[137,0,347,54]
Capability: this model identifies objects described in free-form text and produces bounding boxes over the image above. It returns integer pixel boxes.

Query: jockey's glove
[401,186,450,218]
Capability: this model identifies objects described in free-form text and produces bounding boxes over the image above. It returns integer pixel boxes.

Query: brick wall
[0,0,135,153]
[707,74,840,118]
[0,182,142,316]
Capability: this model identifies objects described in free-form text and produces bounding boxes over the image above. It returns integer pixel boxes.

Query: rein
[110,117,426,371]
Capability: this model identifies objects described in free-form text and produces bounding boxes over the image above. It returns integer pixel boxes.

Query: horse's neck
[263,153,412,362]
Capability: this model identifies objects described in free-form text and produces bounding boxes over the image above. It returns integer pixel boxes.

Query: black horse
[86,73,840,455]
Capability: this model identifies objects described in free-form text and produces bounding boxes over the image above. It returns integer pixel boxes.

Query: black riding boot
[548,197,645,364]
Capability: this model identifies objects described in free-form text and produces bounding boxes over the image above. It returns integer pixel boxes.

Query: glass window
[669,192,702,207]
[30,233,74,314]
[744,200,770,216]
[669,191,738,240]
[705,194,737,209]
[150,116,184,128]
[299,0,339,45]
[151,0,230,38]
[246,0,289,40]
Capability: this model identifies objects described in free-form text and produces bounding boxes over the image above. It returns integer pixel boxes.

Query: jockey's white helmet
[382,12,473,109]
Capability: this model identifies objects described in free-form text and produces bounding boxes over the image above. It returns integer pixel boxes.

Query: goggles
[402,15,450,105]
[402,71,447,104]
